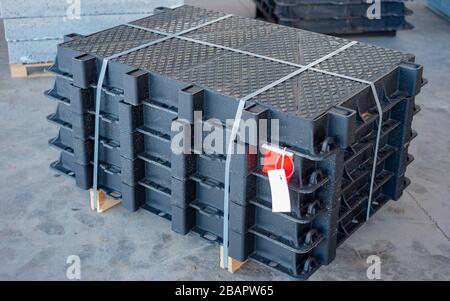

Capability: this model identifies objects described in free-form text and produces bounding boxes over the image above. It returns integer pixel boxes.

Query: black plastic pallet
[254,0,413,34]
[45,5,423,280]
[277,15,413,34]
[272,0,413,19]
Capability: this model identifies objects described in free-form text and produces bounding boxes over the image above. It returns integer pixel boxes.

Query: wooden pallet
[220,246,247,273]
[10,62,53,79]
[89,189,121,213]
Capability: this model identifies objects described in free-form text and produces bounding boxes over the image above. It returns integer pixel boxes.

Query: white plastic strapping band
[308,69,384,221]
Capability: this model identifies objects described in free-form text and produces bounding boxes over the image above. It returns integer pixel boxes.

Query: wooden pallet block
[219,246,247,273]
[89,189,121,213]
[10,62,53,79]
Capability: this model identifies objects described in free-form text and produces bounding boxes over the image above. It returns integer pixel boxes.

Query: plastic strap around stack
[91,14,233,210]
[366,83,383,221]
[309,68,385,221]
[221,41,358,268]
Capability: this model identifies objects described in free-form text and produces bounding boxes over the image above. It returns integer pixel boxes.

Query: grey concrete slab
[0,0,183,18]
[3,14,155,42]
[0,0,449,281]
[4,13,160,64]
[6,39,61,64]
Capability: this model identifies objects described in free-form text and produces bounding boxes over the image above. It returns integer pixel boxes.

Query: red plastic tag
[261,144,294,182]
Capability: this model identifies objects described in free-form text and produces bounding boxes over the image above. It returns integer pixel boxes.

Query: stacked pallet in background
[0,0,183,77]
[254,0,413,34]
[45,5,424,279]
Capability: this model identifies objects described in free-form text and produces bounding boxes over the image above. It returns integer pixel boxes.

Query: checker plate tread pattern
[255,70,368,119]
[130,5,227,34]
[317,42,414,81]
[114,38,227,76]
[61,25,162,58]
[183,18,350,65]
[176,52,297,99]
[183,15,280,49]
[242,26,350,65]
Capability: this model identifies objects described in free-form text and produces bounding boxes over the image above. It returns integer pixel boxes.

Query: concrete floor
[0,0,449,281]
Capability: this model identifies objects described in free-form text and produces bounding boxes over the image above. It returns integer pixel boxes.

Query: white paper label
[268,169,291,212]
